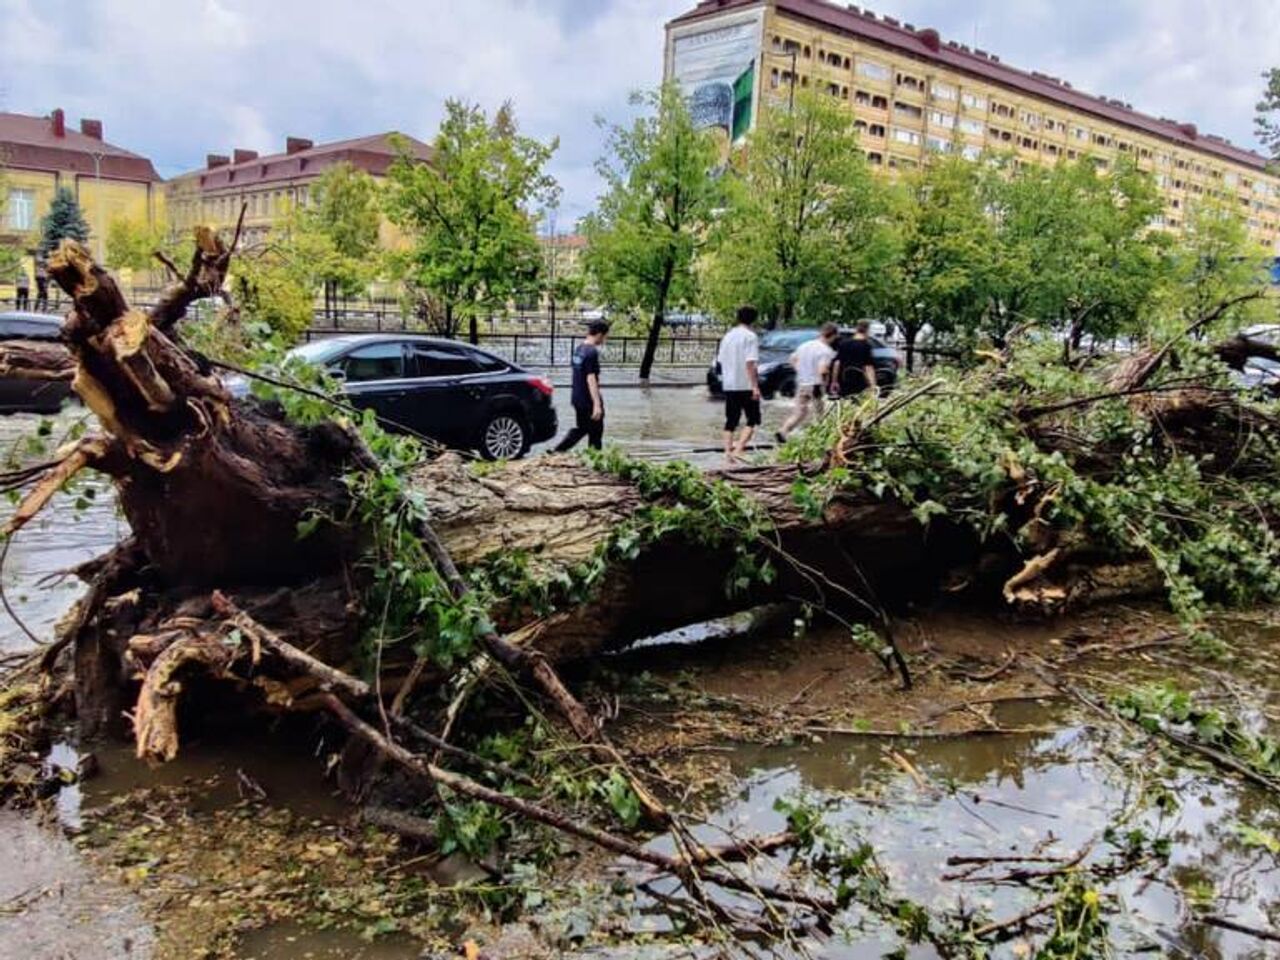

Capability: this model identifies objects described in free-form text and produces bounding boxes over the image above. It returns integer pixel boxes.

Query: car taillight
[527,376,554,396]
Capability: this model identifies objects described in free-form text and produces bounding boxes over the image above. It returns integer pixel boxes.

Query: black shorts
[724,391,761,430]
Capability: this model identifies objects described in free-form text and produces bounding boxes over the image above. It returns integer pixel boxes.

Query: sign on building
[668,9,763,157]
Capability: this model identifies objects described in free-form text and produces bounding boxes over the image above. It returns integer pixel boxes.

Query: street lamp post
[91,151,105,264]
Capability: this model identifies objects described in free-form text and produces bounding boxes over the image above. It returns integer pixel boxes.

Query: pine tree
[39,186,90,257]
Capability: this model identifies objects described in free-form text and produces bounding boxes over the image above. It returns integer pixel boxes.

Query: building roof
[0,110,161,182]
[541,233,588,249]
[669,0,1273,173]
[168,132,434,193]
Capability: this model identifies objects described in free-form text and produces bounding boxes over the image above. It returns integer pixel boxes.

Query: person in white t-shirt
[776,322,838,444]
[717,305,761,463]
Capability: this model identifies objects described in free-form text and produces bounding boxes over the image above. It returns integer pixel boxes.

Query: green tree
[583,86,724,380]
[39,186,90,257]
[886,152,997,369]
[984,156,1167,357]
[1161,196,1271,335]
[106,217,161,270]
[705,89,894,328]
[384,101,558,343]
[304,162,382,317]
[1257,67,1280,164]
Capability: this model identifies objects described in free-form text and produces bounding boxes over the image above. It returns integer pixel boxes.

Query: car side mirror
[327,367,346,382]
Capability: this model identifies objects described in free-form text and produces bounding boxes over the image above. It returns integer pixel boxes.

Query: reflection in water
[1,411,127,652]
[647,720,1279,959]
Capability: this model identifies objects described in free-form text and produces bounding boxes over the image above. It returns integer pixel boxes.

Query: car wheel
[479,412,530,461]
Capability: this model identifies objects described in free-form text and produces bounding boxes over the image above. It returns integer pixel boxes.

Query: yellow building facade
[166,133,433,252]
[1,109,162,292]
[666,0,1280,252]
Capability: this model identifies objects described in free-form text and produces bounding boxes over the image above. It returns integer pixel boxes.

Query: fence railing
[301,327,723,368]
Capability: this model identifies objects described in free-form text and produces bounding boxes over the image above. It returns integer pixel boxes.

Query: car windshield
[288,339,356,365]
[759,330,816,352]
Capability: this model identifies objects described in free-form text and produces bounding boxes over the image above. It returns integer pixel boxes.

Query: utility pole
[545,207,558,366]
[91,151,105,264]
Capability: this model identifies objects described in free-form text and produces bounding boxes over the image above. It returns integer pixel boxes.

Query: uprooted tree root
[3,234,1280,951]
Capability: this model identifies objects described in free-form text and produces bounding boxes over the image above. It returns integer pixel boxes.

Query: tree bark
[638,262,673,381]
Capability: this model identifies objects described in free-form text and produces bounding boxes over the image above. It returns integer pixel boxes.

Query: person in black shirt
[34,260,49,312]
[554,320,609,452]
[832,320,878,398]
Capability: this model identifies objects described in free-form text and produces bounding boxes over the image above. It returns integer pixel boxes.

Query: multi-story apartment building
[1,108,162,275]
[166,132,433,249]
[665,0,1280,251]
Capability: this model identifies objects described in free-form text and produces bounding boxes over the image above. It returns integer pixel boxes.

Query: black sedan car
[272,335,557,459]
[0,311,74,414]
[706,328,900,398]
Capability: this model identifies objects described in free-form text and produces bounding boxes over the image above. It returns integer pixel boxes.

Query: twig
[969,899,1056,939]
[321,693,837,916]
[1199,915,1280,944]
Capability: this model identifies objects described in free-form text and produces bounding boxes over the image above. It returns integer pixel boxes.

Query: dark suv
[281,335,557,459]
[0,312,74,414]
[707,328,900,398]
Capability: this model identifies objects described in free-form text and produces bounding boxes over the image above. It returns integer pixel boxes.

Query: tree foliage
[385,101,558,342]
[1257,67,1280,164]
[884,153,997,367]
[105,217,176,275]
[980,156,1168,356]
[583,85,725,378]
[39,186,90,258]
[703,90,895,327]
[303,162,382,297]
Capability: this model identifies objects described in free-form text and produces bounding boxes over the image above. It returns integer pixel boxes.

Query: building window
[931,81,957,101]
[959,117,984,135]
[854,90,870,105]
[856,59,890,82]
[926,135,950,153]
[868,123,886,138]
[1072,127,1088,141]
[893,101,923,120]
[893,128,921,146]
[961,92,987,111]
[961,144,982,160]
[866,151,884,165]
[5,188,35,231]
[928,110,955,129]
[896,72,924,92]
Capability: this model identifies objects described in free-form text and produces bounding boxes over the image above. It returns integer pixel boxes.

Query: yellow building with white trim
[666,0,1280,251]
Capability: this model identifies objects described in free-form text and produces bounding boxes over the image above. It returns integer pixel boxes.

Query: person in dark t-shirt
[554,320,610,452]
[832,321,878,398]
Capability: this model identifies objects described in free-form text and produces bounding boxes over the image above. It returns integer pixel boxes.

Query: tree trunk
[411,456,976,664]
[639,266,673,382]
[903,325,918,373]
[468,312,479,346]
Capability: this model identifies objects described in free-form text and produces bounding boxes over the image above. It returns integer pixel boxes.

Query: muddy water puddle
[637,710,1279,959]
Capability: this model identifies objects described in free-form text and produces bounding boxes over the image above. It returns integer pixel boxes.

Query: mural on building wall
[670,11,763,158]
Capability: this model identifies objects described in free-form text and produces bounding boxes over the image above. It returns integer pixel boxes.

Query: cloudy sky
[1,0,1277,225]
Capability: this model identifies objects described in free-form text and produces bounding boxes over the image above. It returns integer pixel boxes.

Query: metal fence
[301,327,723,368]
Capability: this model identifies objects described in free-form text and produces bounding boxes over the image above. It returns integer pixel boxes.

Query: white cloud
[0,0,1275,219]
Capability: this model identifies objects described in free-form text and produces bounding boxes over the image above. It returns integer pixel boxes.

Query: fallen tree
[3,236,1280,950]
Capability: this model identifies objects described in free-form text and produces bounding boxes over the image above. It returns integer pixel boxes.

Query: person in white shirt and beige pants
[776,322,838,444]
